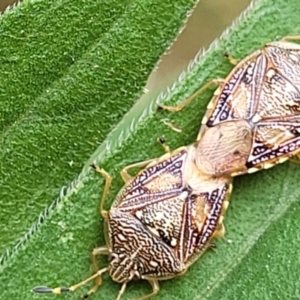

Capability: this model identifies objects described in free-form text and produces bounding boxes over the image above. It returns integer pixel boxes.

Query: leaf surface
[1,0,300,299]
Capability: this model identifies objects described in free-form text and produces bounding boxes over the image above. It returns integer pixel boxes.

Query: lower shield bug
[33,143,232,299]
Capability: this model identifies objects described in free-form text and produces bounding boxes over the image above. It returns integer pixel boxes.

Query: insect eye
[132,273,140,281]
[108,253,116,262]
[108,255,113,262]
[132,268,142,281]
[190,194,197,200]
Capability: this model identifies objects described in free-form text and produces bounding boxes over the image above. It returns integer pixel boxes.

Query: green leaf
[0,0,196,253]
[2,0,300,300]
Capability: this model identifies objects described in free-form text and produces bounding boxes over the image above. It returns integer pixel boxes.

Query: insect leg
[281,35,300,42]
[120,158,157,183]
[157,136,171,153]
[82,246,110,298]
[209,242,217,251]
[91,164,112,220]
[157,78,224,112]
[213,196,230,238]
[213,222,225,238]
[120,135,173,182]
[289,153,300,164]
[32,267,109,296]
[116,281,127,300]
[160,118,182,133]
[224,51,239,65]
[136,279,159,300]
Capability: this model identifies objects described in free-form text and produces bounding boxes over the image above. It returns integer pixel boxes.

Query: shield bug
[33,143,232,300]
[160,36,300,177]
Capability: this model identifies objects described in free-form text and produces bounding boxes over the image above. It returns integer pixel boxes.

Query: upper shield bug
[161,35,300,176]
[33,35,300,299]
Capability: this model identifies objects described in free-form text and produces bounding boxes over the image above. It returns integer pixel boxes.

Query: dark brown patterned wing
[266,41,300,88]
[200,41,300,175]
[204,50,267,127]
[247,116,300,168]
[246,42,300,169]
[177,178,232,265]
[113,149,188,212]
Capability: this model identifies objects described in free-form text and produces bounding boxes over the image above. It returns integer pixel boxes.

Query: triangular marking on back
[116,150,188,211]
[207,53,267,126]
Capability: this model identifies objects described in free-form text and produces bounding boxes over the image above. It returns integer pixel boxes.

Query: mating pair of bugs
[34,36,300,299]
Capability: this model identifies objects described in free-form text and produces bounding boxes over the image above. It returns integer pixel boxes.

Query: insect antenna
[32,267,110,298]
